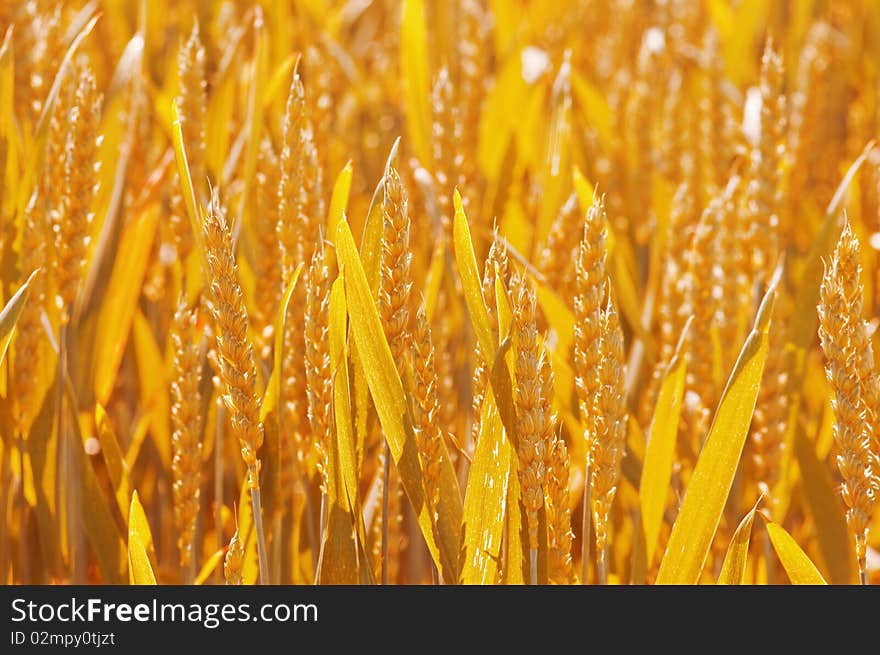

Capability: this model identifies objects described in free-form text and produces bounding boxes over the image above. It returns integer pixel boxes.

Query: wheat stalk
[573,194,607,581]
[639,183,696,427]
[431,68,463,240]
[253,138,282,351]
[224,528,244,585]
[547,433,574,584]
[13,196,48,437]
[171,22,207,262]
[202,190,269,584]
[377,165,414,584]
[817,220,880,584]
[411,304,444,541]
[54,60,100,323]
[470,235,509,449]
[511,274,553,583]
[590,294,627,584]
[170,298,204,579]
[304,238,332,494]
[538,194,581,304]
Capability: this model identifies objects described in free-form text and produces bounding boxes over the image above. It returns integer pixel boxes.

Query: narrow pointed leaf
[0,269,39,367]
[717,498,761,584]
[640,316,691,564]
[657,284,775,584]
[765,519,827,585]
[335,218,462,581]
[128,491,157,585]
[461,392,511,584]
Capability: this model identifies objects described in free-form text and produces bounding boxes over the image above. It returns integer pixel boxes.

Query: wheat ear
[170,298,204,578]
[817,221,880,584]
[512,275,552,583]
[202,190,269,584]
[572,194,608,581]
[591,293,627,585]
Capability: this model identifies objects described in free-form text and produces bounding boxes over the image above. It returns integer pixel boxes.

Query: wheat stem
[381,443,391,585]
[581,457,591,584]
[202,190,269,584]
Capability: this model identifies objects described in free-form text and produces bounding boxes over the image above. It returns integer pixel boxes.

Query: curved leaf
[335,218,462,581]
[657,283,775,584]
[1,269,39,367]
[765,519,827,585]
[194,547,226,585]
[717,498,761,585]
[454,191,494,359]
[640,316,691,564]
[327,161,353,246]
[93,206,159,404]
[319,274,359,584]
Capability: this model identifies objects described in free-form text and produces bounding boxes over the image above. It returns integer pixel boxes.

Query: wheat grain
[224,529,244,585]
[202,190,269,583]
[573,195,608,436]
[790,22,840,221]
[547,433,574,584]
[639,183,696,427]
[12,195,48,437]
[590,294,627,584]
[431,68,463,239]
[54,60,100,322]
[304,238,332,493]
[681,195,719,443]
[170,298,203,574]
[818,220,880,584]
[538,194,581,303]
[470,235,509,448]
[572,193,608,581]
[253,138,283,349]
[624,38,656,243]
[698,28,733,195]
[411,304,443,525]
[171,22,207,261]
[660,69,685,184]
[511,275,551,575]
[379,166,414,362]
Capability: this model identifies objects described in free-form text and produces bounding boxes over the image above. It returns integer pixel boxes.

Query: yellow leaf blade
[454,190,495,359]
[1,269,39,367]
[765,519,827,585]
[93,206,159,404]
[327,161,354,245]
[260,263,304,423]
[128,491,157,585]
[461,393,511,584]
[640,316,691,564]
[171,102,209,277]
[132,311,171,468]
[194,547,226,585]
[319,273,360,584]
[717,498,761,585]
[95,404,132,520]
[335,218,462,580]
[657,284,776,584]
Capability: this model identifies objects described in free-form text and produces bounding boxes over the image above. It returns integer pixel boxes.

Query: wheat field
[1,0,879,586]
